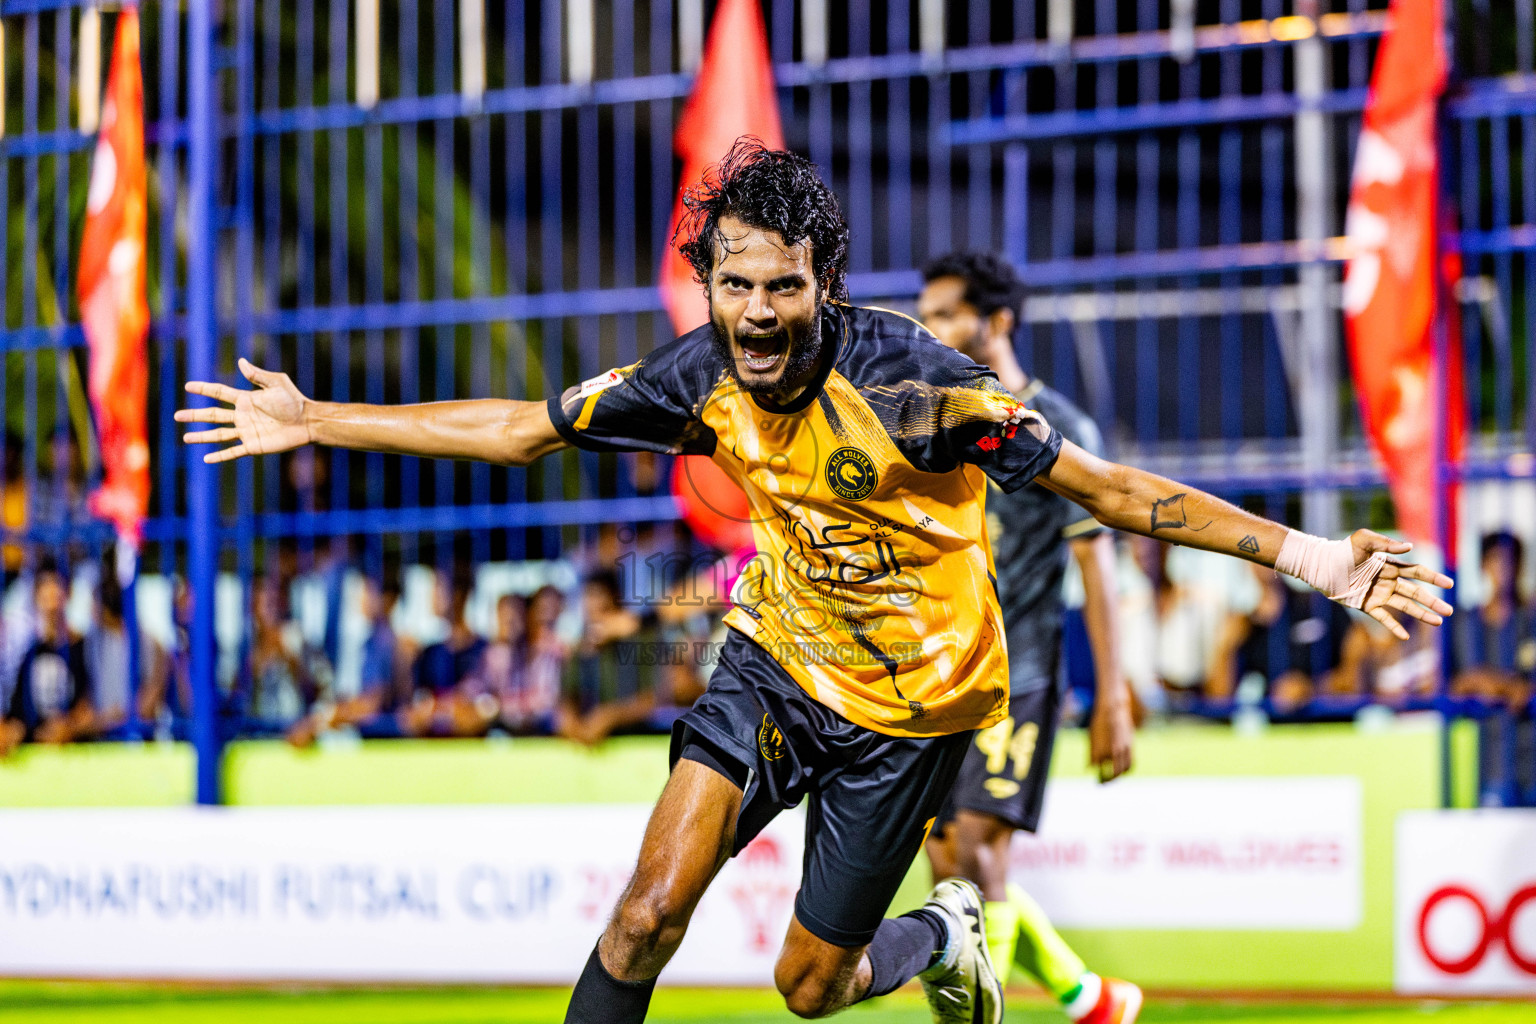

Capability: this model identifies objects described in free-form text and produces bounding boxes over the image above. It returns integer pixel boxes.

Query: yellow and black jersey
[548,304,1063,737]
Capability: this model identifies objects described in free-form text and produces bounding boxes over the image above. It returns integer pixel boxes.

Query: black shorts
[936,679,1062,834]
[670,627,971,948]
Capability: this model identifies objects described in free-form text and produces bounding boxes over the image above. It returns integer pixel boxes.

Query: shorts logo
[984,778,1021,799]
[758,714,786,761]
[825,447,877,501]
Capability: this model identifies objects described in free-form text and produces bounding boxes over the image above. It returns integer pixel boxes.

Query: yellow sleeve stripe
[1062,516,1104,539]
[574,392,603,432]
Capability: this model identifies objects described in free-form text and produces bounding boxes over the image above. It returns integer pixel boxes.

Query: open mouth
[737,331,787,374]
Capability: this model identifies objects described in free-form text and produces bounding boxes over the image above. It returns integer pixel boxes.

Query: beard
[955,326,989,364]
[709,301,827,401]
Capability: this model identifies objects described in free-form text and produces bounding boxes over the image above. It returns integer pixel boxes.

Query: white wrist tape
[1273,529,1389,610]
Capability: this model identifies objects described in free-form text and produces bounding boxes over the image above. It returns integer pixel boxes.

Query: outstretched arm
[1038,440,1454,639]
[176,359,569,467]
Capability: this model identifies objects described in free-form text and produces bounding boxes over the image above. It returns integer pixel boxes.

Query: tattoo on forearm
[1149,493,1212,534]
[1238,535,1260,555]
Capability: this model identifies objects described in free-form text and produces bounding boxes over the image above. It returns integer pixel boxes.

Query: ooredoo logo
[1416,884,1536,975]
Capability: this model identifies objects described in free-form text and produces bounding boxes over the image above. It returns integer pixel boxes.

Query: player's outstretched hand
[1348,529,1454,641]
[175,358,312,464]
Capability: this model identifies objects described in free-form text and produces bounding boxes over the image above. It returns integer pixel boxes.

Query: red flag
[1342,0,1465,545]
[659,0,784,335]
[78,10,151,547]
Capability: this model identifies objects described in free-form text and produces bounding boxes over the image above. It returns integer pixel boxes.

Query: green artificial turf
[0,983,1528,1024]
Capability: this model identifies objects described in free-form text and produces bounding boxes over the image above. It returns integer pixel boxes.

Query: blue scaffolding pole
[186,0,222,806]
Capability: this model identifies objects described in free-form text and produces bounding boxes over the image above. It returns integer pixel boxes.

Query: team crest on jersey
[758,714,786,761]
[825,447,877,501]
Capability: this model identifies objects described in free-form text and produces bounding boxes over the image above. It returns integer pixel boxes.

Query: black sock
[564,944,658,1024]
[863,908,950,999]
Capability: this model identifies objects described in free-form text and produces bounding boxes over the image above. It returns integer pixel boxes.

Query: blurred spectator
[456,594,523,733]
[239,575,326,734]
[414,568,487,697]
[0,562,94,755]
[1209,565,1350,714]
[558,570,657,746]
[407,567,491,737]
[1452,531,1535,709]
[463,592,560,736]
[82,557,165,736]
[1449,532,1535,807]
[355,576,402,687]
[356,574,418,720]
[1334,615,1439,706]
[1118,537,1229,709]
[136,577,194,735]
[522,583,569,719]
[290,573,418,745]
[83,567,130,731]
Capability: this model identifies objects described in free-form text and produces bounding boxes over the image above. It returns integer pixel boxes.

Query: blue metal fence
[0,0,1532,802]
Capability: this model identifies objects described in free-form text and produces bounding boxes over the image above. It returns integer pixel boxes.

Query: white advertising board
[0,805,803,984]
[1396,810,1536,995]
[1009,776,1364,930]
[0,776,1369,982]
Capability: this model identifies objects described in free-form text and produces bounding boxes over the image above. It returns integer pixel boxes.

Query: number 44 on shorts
[974,717,1039,798]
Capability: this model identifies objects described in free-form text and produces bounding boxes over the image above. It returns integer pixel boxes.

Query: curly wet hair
[675,138,850,303]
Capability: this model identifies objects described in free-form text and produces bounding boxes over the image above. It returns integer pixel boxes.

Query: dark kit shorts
[671,627,971,947]
[936,678,1062,834]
